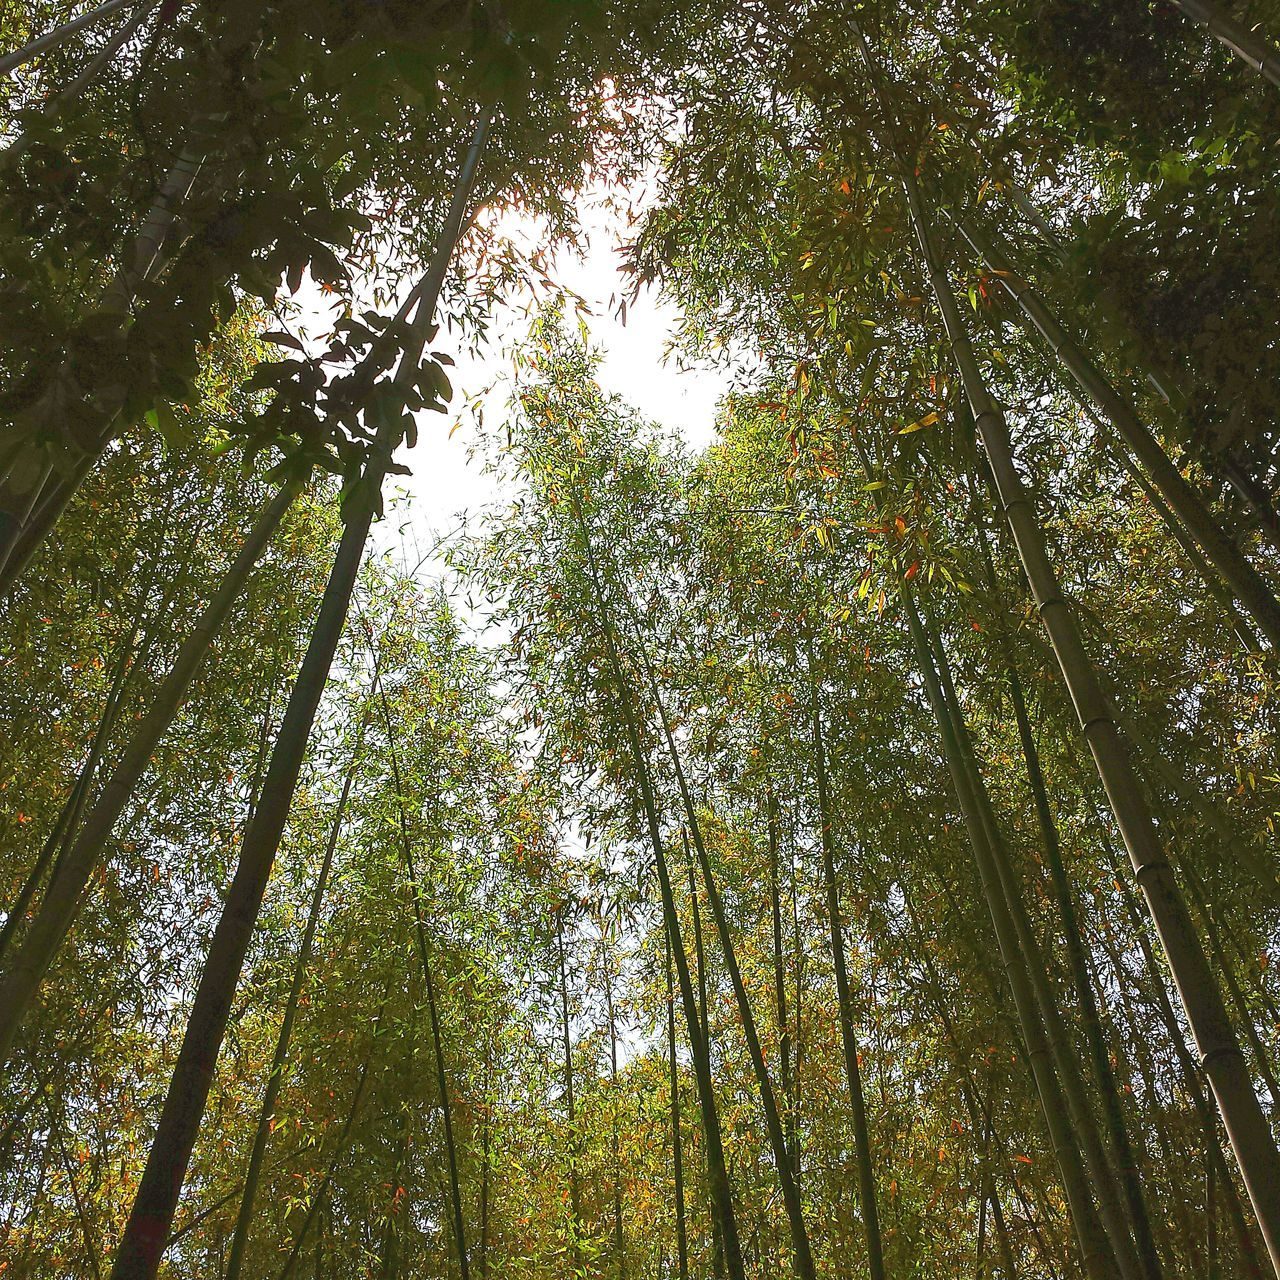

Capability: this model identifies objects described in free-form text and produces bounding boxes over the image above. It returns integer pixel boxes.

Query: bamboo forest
[8,0,1280,1277]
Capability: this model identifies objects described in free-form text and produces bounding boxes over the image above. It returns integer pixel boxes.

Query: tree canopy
[3,0,1280,1277]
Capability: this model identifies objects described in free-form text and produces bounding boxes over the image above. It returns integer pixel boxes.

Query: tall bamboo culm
[1169,0,1280,86]
[107,116,491,1280]
[0,476,303,1066]
[950,215,1280,653]
[847,22,1280,1273]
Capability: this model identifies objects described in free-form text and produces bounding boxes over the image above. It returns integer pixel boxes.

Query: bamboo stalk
[951,214,1280,652]
[106,114,490,1280]
[805,638,888,1280]
[223,715,366,1280]
[1170,0,1280,86]
[578,503,746,1280]
[0,0,138,78]
[847,23,1280,1268]
[0,477,302,1064]
[900,584,1119,1280]
[667,930,691,1280]
[371,652,473,1280]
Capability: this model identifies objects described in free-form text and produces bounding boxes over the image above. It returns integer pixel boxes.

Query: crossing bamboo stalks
[899,585,1120,1280]
[849,23,1280,1270]
[1107,852,1266,1278]
[921,598,1154,1280]
[106,115,490,1280]
[0,0,138,78]
[0,476,302,1065]
[371,651,473,1280]
[1170,0,1280,85]
[0,609,140,967]
[0,0,158,158]
[578,501,746,1280]
[0,135,212,592]
[973,501,1166,1273]
[951,214,1280,652]
[804,640,888,1280]
[618,588,817,1280]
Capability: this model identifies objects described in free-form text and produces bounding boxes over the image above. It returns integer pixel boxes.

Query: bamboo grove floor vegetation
[2,0,1280,1276]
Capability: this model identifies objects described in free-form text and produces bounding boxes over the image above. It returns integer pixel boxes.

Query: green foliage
[3,1,1280,1278]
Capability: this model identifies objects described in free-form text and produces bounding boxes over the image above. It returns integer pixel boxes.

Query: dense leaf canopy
[2,1,1280,1278]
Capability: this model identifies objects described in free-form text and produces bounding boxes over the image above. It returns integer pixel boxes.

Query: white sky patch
[375,187,731,575]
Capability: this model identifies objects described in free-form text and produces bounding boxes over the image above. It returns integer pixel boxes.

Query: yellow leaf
[899,411,939,435]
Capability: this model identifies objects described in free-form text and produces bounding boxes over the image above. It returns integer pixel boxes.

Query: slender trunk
[849,23,1280,1267]
[276,997,388,1280]
[1107,855,1265,1278]
[805,643,888,1280]
[990,1180,1019,1280]
[668,930,690,1280]
[41,1087,104,1280]
[601,925,625,1280]
[951,216,1280,652]
[789,832,804,1184]
[1169,0,1280,85]
[375,669,471,1280]
[224,722,364,1280]
[0,612,137,965]
[580,516,745,1280]
[107,118,488,1280]
[1220,455,1280,555]
[898,586,1118,1280]
[0,439,108,598]
[0,0,139,77]
[766,786,798,1178]
[922,597,1155,1280]
[1105,432,1261,653]
[975,515,1165,1272]
[107,457,375,1280]
[1181,865,1280,1112]
[627,619,816,1280]
[0,478,301,1064]
[687,835,729,1280]
[556,913,583,1255]
[0,460,52,580]
[479,1040,492,1280]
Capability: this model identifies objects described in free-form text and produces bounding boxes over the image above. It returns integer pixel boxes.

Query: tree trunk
[579,508,745,1280]
[766,786,798,1179]
[0,477,301,1064]
[953,215,1280,652]
[601,923,626,1280]
[556,912,583,1258]
[224,716,364,1280]
[899,586,1118,1280]
[626,613,817,1280]
[1169,0,1280,85]
[848,23,1280,1268]
[0,0,138,78]
[106,116,488,1279]
[376,668,471,1280]
[974,512,1165,1273]
[805,644,888,1280]
[667,930,690,1280]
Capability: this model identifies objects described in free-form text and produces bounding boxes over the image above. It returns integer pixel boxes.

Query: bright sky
[374,192,731,573]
